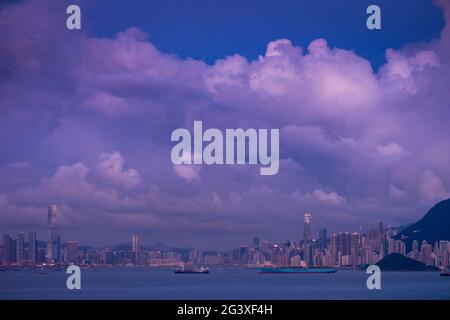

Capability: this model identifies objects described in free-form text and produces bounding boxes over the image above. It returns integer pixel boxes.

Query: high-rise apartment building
[330,232,352,265]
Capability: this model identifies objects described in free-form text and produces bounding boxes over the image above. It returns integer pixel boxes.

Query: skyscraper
[2,234,16,265]
[66,241,79,264]
[304,244,313,267]
[55,234,61,262]
[16,232,25,265]
[132,235,141,253]
[339,232,352,256]
[412,240,419,261]
[46,204,59,263]
[240,246,249,265]
[253,236,260,249]
[132,235,141,265]
[303,213,312,243]
[379,221,384,237]
[350,233,359,266]
[28,232,37,264]
[47,204,57,226]
[331,233,338,264]
[318,228,327,251]
[331,232,352,265]
[2,235,10,265]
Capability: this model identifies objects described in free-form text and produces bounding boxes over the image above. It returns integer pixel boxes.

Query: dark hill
[394,198,450,251]
[376,253,438,271]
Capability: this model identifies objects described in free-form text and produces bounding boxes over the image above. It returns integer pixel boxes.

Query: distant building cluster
[1,209,450,269]
[230,216,450,269]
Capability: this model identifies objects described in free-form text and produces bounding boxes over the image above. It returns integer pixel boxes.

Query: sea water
[0,267,449,300]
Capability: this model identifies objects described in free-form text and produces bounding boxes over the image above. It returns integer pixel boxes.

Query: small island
[376,253,439,271]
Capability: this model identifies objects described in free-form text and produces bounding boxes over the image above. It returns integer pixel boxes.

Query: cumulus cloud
[376,142,411,164]
[377,143,410,157]
[1,0,450,246]
[96,151,141,188]
[302,189,345,204]
[172,151,202,182]
[173,165,201,182]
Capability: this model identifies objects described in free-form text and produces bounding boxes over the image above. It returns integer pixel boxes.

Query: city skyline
[1,0,450,249]
[2,211,449,270]
[2,204,449,270]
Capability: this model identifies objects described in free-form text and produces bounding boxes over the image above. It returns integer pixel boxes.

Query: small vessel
[440,272,450,277]
[174,266,209,274]
[257,267,337,274]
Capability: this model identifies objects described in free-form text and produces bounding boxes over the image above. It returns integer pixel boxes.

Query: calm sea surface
[0,267,449,300]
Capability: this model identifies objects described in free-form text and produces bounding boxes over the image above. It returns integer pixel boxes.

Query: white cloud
[302,189,345,204]
[377,142,410,158]
[172,151,202,182]
[173,165,201,182]
[96,151,141,188]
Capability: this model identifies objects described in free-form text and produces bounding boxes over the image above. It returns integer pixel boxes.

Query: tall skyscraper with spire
[46,204,59,263]
[303,213,312,244]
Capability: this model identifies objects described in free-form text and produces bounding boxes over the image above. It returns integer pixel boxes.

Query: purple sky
[1,0,450,249]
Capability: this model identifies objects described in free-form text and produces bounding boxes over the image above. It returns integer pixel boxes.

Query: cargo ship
[174,266,210,274]
[257,267,337,274]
